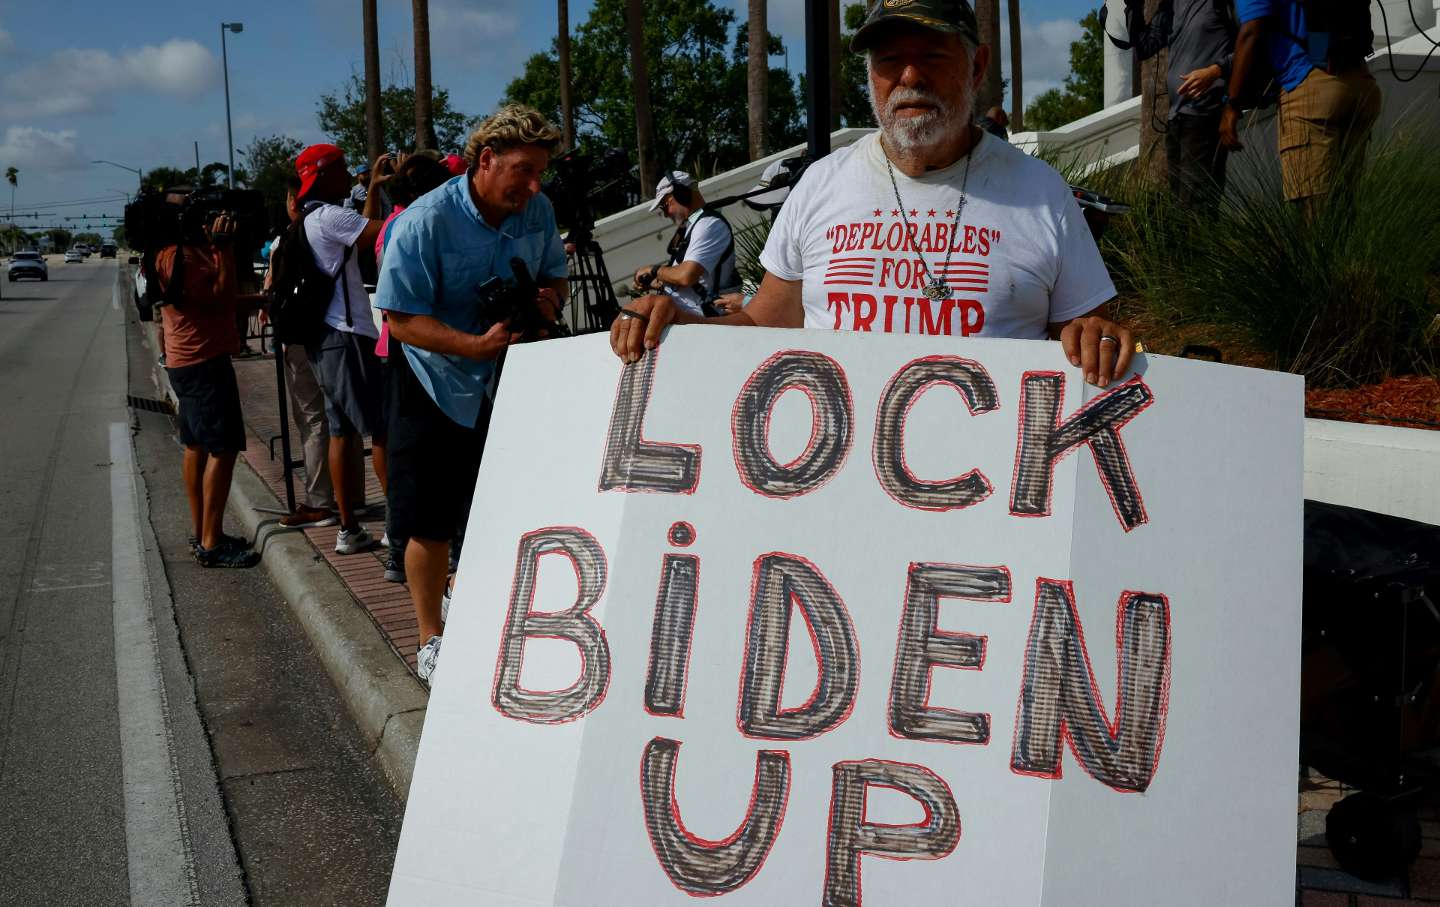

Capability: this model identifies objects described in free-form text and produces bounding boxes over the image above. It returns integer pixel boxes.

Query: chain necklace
[885,144,974,301]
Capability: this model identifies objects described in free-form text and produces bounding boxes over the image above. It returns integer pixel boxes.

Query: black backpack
[269,205,354,347]
[1295,0,1374,70]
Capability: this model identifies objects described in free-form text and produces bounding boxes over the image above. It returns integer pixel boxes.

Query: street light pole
[92,160,143,190]
[220,22,244,189]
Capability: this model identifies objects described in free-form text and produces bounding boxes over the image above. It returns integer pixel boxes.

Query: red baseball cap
[295,143,345,200]
[443,153,468,176]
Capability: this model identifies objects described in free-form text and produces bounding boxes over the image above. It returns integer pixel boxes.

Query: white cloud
[998,17,1086,108]
[0,126,85,171]
[431,4,520,43]
[0,39,218,118]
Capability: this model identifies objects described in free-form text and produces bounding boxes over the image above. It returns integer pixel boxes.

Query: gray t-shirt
[1129,0,1237,119]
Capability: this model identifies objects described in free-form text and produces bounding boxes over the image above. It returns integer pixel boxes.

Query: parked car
[8,251,48,281]
[64,249,84,263]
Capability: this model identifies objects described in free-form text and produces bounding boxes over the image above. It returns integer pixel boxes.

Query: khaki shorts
[1277,64,1382,201]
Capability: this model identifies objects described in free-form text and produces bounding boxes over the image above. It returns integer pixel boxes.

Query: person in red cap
[293,143,394,555]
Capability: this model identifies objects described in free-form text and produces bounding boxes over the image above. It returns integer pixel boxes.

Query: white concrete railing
[586,128,875,297]
[1305,418,1440,525]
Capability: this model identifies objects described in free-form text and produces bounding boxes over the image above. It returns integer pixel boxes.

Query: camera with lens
[475,257,571,343]
[124,185,267,309]
[124,186,267,260]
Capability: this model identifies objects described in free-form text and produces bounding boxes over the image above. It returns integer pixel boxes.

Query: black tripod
[563,224,621,334]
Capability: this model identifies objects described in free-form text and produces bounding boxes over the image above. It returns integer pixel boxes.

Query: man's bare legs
[372,438,387,495]
[199,452,238,550]
[329,432,364,530]
[182,446,207,540]
[406,537,449,643]
[182,446,239,550]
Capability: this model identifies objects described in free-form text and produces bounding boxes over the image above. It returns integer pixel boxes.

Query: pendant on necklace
[922,278,953,301]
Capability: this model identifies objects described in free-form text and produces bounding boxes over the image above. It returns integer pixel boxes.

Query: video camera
[476,258,572,343]
[124,186,268,260]
[543,148,631,238]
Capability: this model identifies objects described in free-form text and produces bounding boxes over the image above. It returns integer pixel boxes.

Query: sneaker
[383,550,406,583]
[416,635,442,686]
[280,506,338,529]
[189,532,249,553]
[334,526,375,555]
[195,542,261,569]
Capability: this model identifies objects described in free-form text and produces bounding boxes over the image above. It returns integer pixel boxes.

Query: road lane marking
[109,422,202,907]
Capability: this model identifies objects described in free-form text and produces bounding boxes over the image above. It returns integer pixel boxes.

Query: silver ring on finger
[1099,334,1120,346]
[618,309,649,324]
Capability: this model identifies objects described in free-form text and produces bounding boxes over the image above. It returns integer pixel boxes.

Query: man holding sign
[612,0,1135,387]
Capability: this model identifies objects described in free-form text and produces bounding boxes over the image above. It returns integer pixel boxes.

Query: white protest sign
[388,328,1303,907]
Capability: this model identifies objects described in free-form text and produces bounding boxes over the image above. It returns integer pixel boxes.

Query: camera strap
[338,244,355,328]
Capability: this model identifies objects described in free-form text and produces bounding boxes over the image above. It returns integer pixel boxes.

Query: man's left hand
[535,287,562,322]
[1060,315,1136,388]
[1219,105,1244,151]
[1178,64,1222,99]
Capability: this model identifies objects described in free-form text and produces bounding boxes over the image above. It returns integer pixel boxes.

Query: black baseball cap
[851,0,982,53]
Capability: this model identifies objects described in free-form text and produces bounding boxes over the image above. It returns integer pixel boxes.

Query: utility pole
[220,22,244,188]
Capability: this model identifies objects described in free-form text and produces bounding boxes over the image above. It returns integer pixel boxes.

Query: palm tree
[413,0,436,151]
[363,0,383,164]
[975,0,1004,113]
[1008,0,1024,131]
[558,0,576,149]
[828,0,842,129]
[748,0,768,160]
[1137,0,1168,186]
[625,0,657,195]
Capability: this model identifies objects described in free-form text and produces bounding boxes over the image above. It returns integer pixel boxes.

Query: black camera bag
[269,205,351,347]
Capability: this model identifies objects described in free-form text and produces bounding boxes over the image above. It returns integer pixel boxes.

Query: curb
[127,269,424,798]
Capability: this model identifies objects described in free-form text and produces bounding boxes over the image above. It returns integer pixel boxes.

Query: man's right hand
[471,320,521,361]
[610,294,678,364]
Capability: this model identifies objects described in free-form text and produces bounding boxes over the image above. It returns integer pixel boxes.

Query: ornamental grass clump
[1194,131,1440,387]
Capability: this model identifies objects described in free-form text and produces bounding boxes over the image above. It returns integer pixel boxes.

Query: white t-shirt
[664,210,735,316]
[760,131,1114,340]
[304,202,377,339]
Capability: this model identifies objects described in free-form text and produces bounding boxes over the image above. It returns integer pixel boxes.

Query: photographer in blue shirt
[375,105,568,685]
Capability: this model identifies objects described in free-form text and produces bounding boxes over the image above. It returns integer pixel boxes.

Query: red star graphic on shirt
[873,208,883,217]
[945,209,956,218]
[890,208,900,217]
[926,208,937,218]
[909,209,919,218]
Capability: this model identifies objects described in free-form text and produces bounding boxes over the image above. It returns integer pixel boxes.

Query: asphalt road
[0,256,400,904]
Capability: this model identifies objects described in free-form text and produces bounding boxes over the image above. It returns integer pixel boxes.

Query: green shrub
[1048,129,1440,387]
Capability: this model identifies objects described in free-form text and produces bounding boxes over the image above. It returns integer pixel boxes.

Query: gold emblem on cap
[883,0,919,7]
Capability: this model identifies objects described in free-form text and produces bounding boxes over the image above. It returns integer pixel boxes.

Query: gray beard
[870,84,974,157]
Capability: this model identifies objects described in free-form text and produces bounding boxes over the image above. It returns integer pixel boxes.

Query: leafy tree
[111,224,128,248]
[838,2,877,129]
[74,232,103,248]
[142,163,249,192]
[1024,10,1104,131]
[241,134,305,210]
[45,228,72,252]
[317,75,469,164]
[504,0,804,186]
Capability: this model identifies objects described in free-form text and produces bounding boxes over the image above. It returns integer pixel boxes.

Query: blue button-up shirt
[1236,0,1313,92]
[375,175,567,428]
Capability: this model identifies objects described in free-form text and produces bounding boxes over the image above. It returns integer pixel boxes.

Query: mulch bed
[1305,375,1440,430]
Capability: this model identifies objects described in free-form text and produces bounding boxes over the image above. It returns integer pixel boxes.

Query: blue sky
[0,0,1090,236]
